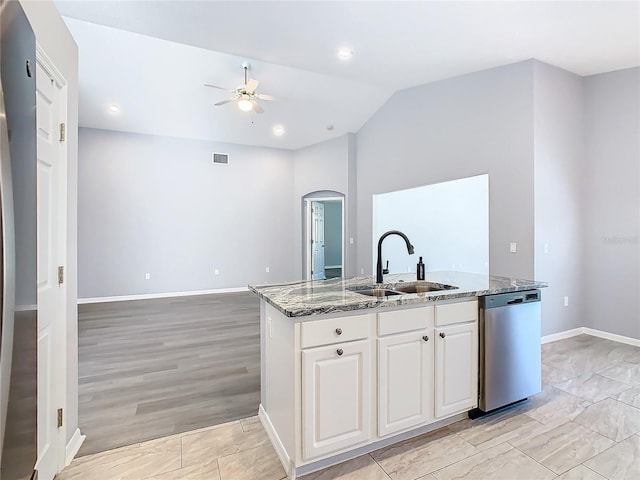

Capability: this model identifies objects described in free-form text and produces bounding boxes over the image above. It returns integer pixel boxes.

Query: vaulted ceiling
[55,1,640,150]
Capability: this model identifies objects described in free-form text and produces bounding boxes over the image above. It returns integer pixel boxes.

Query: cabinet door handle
[422,335,429,342]
[335,328,342,335]
[337,348,344,356]
[439,332,446,339]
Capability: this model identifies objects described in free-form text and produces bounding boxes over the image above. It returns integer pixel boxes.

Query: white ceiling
[55,1,640,150]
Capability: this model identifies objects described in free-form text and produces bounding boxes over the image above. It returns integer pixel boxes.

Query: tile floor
[56,334,640,480]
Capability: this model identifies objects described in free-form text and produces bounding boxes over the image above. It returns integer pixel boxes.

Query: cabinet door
[434,322,478,418]
[378,331,433,437]
[302,339,371,460]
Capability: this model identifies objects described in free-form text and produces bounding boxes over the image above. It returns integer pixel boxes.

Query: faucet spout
[376,230,415,284]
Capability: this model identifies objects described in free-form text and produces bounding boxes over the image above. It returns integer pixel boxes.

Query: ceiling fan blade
[204,83,231,91]
[214,98,237,106]
[256,93,280,101]
[251,99,264,114]
[245,78,259,93]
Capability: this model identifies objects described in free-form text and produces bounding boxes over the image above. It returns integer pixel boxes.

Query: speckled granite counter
[249,271,547,318]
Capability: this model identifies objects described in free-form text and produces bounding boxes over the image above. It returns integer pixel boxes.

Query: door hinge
[59,123,66,142]
[58,266,64,285]
[57,408,63,428]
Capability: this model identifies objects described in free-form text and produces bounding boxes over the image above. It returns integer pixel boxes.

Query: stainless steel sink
[390,282,458,294]
[348,281,458,297]
[350,288,404,298]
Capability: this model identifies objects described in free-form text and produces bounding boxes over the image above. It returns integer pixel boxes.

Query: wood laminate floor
[77,292,260,456]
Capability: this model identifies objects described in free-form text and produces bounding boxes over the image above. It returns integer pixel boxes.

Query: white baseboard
[65,428,85,466]
[78,286,249,304]
[582,327,640,347]
[541,328,584,344]
[542,327,640,347]
[259,404,294,478]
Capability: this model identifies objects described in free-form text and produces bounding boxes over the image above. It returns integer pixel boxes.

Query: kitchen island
[249,272,547,479]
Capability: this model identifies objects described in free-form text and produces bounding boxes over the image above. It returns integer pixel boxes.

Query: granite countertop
[248,271,547,318]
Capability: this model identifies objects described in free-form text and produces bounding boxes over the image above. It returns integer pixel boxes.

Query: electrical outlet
[564,296,569,307]
[510,242,517,253]
[145,273,150,280]
[265,266,270,273]
[360,268,364,274]
[349,237,354,245]
[214,269,219,276]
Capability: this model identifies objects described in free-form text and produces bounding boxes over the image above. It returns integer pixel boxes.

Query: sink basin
[349,288,404,298]
[390,282,458,294]
[348,281,458,297]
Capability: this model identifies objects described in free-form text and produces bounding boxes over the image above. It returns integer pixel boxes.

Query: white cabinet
[434,302,478,418]
[376,306,434,437]
[301,339,371,460]
[378,330,433,436]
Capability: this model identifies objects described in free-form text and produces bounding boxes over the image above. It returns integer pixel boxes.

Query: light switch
[544,243,549,254]
[349,237,354,245]
[214,269,219,275]
[509,242,517,253]
[145,273,151,280]
[564,296,569,307]
[265,266,270,273]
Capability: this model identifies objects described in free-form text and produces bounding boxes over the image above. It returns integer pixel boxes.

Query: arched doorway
[302,191,345,280]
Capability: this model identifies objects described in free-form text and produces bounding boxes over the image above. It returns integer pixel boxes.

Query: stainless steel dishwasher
[476,290,542,415]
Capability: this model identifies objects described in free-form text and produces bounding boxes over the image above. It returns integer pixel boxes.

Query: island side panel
[260,300,266,408]
[263,302,296,462]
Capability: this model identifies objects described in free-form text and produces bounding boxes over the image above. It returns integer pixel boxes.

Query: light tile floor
[57,335,640,480]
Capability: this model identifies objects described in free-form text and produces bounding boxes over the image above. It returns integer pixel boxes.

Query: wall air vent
[212,153,229,165]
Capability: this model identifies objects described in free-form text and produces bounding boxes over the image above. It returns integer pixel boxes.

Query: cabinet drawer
[378,306,434,336]
[435,300,478,326]
[301,314,372,349]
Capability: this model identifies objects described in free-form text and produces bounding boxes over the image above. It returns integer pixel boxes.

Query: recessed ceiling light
[108,104,120,113]
[273,125,285,136]
[336,48,353,60]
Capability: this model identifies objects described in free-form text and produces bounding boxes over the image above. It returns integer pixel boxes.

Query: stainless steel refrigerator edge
[0,1,38,479]
[478,290,542,413]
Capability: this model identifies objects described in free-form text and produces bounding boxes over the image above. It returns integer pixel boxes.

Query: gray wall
[532,61,585,336]
[582,67,640,339]
[21,0,80,445]
[78,128,296,298]
[323,201,342,267]
[357,61,535,279]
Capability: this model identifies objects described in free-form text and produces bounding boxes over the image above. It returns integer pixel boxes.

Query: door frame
[302,192,344,281]
[35,44,68,475]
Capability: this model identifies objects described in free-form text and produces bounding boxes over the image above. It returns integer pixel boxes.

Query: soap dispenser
[417,257,425,281]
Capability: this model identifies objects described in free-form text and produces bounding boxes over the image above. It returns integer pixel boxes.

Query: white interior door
[311,201,325,280]
[35,59,63,480]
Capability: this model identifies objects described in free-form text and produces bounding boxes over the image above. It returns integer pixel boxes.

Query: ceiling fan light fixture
[237,97,253,112]
[108,104,120,113]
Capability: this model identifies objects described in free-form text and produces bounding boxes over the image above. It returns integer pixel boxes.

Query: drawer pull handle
[337,348,344,356]
[422,335,429,342]
[439,332,446,339]
[335,328,343,335]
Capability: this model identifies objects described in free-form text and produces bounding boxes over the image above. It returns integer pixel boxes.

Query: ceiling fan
[204,62,276,114]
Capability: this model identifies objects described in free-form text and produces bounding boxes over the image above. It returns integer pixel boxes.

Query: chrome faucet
[376,230,415,284]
